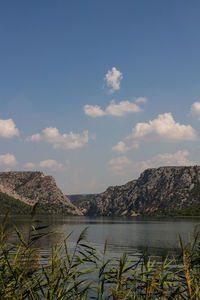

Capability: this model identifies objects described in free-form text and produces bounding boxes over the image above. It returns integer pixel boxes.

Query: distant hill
[0,172,82,215]
[67,194,98,206]
[80,166,200,216]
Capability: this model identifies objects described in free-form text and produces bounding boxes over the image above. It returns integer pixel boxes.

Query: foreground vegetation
[0,210,200,299]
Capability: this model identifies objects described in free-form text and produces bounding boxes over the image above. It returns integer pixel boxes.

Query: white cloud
[112,141,130,153]
[24,162,36,170]
[129,113,197,143]
[0,119,19,138]
[27,127,92,150]
[0,153,17,166]
[84,100,142,118]
[104,67,123,93]
[109,150,195,176]
[135,97,147,103]
[140,150,195,170]
[190,102,200,120]
[109,156,133,174]
[106,100,141,116]
[39,159,63,171]
[112,140,139,153]
[84,105,106,117]
[27,133,41,142]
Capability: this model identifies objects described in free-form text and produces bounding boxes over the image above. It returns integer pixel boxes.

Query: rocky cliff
[80,166,200,216]
[0,172,82,215]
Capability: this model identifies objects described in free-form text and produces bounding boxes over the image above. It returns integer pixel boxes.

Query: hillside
[80,166,200,216]
[67,194,98,206]
[0,172,82,215]
[0,191,32,215]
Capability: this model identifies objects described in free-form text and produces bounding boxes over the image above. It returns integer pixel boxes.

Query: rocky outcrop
[80,166,200,216]
[0,172,82,215]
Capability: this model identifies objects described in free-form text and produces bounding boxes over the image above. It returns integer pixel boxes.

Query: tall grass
[0,210,199,299]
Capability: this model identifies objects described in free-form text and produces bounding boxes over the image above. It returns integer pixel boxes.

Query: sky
[1,0,200,194]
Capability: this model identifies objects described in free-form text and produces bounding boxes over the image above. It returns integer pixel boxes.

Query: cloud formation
[0,153,17,166]
[112,141,139,153]
[112,141,130,153]
[135,97,147,103]
[24,162,36,170]
[109,156,133,174]
[24,159,68,171]
[109,150,195,175]
[129,113,197,142]
[140,150,195,170]
[27,127,92,150]
[112,113,197,153]
[0,119,19,138]
[104,67,123,93]
[39,159,63,170]
[84,100,142,118]
[84,105,106,117]
[190,102,200,120]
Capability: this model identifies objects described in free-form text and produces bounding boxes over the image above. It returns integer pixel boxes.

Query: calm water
[4,215,200,260]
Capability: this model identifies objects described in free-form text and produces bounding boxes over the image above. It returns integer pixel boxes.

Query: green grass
[0,210,200,299]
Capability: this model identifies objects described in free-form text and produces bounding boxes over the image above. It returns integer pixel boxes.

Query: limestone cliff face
[0,172,82,215]
[80,166,200,216]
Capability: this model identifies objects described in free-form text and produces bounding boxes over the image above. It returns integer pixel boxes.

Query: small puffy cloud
[106,100,141,116]
[27,127,92,150]
[190,102,200,120]
[129,113,197,143]
[84,105,106,117]
[27,133,41,142]
[112,141,139,153]
[112,141,130,153]
[109,156,133,175]
[0,119,19,138]
[24,162,36,170]
[104,67,123,93]
[135,97,147,103]
[84,100,141,118]
[0,153,17,166]
[39,159,63,171]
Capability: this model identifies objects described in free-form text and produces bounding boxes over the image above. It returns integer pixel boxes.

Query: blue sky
[1,0,200,193]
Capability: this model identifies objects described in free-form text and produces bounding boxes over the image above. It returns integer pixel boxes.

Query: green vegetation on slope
[67,193,97,206]
[174,206,200,216]
[0,192,48,215]
[144,206,200,217]
[0,191,32,215]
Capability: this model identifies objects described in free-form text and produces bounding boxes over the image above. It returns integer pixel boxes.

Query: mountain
[67,194,98,206]
[79,166,200,216]
[0,172,82,215]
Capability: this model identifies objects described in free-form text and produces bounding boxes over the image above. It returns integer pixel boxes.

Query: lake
[4,215,200,260]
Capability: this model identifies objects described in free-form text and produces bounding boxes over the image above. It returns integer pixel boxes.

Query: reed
[0,211,199,299]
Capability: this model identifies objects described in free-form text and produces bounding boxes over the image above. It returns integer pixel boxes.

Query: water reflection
[3,215,199,259]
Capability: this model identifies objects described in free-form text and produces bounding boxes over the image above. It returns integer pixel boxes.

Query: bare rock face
[80,166,200,216]
[0,172,82,215]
